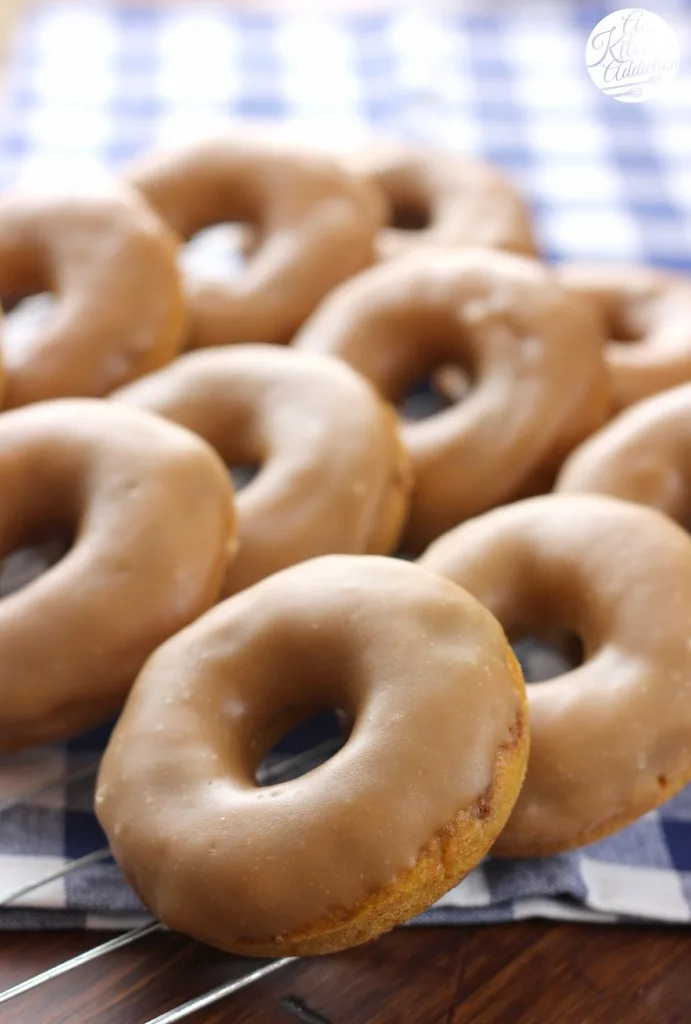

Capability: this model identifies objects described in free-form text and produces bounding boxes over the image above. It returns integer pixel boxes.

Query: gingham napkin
[0,1,690,931]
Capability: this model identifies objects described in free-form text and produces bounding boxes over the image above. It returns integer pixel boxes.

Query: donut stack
[1,133,690,957]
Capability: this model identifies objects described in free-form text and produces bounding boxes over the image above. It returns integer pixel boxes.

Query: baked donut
[0,303,5,405]
[419,494,691,856]
[557,382,691,526]
[114,346,411,595]
[557,264,691,411]
[0,399,234,751]
[295,248,608,551]
[0,186,185,409]
[127,135,383,348]
[345,143,536,261]
[96,555,528,956]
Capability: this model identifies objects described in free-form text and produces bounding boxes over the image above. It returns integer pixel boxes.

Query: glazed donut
[96,555,528,956]
[0,186,185,409]
[127,135,383,348]
[419,494,691,856]
[114,346,411,595]
[295,248,608,551]
[557,383,691,525]
[557,264,691,411]
[345,143,536,261]
[0,399,234,751]
[0,303,4,405]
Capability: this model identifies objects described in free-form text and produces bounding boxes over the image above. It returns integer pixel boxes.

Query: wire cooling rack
[0,740,343,1023]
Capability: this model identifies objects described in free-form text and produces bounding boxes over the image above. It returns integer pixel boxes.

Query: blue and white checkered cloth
[0,1,690,931]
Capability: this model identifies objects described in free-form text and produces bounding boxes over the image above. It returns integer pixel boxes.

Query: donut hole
[508,625,585,683]
[229,463,260,492]
[398,361,475,421]
[1,293,56,356]
[181,224,247,283]
[0,526,73,599]
[398,380,454,420]
[194,415,263,493]
[254,708,346,786]
[433,364,473,402]
[389,199,431,233]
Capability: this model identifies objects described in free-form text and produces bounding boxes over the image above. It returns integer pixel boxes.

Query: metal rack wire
[0,740,342,1022]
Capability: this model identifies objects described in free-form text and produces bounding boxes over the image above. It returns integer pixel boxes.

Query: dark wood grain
[1,923,689,1023]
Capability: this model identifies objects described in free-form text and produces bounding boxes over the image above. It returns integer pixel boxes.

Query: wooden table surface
[1,921,689,1023]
